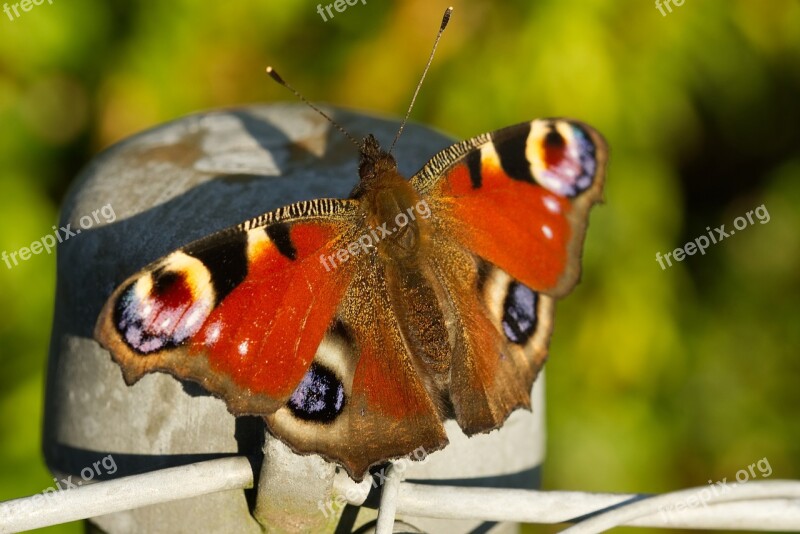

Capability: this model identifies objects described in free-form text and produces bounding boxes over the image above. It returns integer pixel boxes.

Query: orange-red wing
[413,119,607,297]
[264,269,450,480]
[95,199,360,415]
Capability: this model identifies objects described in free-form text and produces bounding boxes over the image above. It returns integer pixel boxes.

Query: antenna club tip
[442,6,453,26]
[265,66,285,84]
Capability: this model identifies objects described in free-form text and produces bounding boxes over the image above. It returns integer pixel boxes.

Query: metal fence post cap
[43,103,544,533]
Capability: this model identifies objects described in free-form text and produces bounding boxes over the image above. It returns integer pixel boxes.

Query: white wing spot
[205,322,221,345]
[543,196,561,214]
[238,340,249,356]
[542,225,553,239]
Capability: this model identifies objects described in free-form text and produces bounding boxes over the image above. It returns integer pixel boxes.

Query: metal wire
[375,463,402,534]
[2,457,800,533]
[559,480,800,534]
[392,482,800,530]
[397,481,800,531]
[0,457,253,533]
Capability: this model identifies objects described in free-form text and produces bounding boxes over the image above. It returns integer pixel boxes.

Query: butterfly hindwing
[420,233,556,435]
[450,257,556,433]
[266,255,450,478]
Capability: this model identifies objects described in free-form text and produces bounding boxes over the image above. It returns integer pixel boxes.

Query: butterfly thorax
[351,135,432,266]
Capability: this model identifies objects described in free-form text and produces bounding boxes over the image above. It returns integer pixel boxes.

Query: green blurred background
[1,0,798,532]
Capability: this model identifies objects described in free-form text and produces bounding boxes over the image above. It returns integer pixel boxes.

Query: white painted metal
[559,480,800,533]
[0,457,253,534]
[2,458,800,533]
[375,464,402,534]
[392,482,800,530]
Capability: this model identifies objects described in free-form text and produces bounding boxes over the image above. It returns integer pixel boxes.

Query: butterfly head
[352,134,401,197]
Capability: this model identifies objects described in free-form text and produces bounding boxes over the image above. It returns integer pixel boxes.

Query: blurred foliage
[0,0,798,532]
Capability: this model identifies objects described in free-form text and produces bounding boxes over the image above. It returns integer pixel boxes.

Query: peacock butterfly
[94,8,607,482]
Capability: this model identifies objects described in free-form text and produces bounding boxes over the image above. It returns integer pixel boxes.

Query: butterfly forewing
[413,118,607,298]
[95,199,361,416]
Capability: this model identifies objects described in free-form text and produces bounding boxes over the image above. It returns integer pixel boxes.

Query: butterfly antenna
[388,6,453,154]
[266,66,362,150]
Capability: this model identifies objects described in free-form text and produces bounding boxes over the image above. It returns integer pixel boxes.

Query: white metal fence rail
[2,457,800,533]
